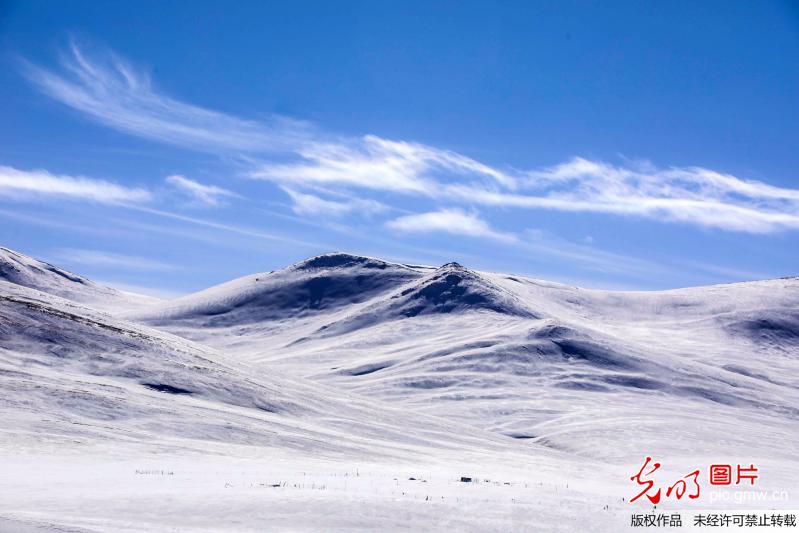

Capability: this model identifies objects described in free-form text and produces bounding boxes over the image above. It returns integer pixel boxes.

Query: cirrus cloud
[53,248,176,271]
[20,42,799,234]
[386,209,517,243]
[21,40,312,154]
[0,165,150,204]
[166,175,239,206]
[281,187,387,217]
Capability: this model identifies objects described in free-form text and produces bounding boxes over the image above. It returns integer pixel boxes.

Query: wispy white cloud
[509,157,799,233]
[23,42,513,195]
[20,43,799,235]
[281,187,387,217]
[0,165,150,203]
[54,248,175,271]
[96,280,183,300]
[126,204,327,249]
[677,259,771,283]
[166,175,239,206]
[519,229,669,277]
[21,40,311,154]
[386,209,517,243]
[253,136,515,194]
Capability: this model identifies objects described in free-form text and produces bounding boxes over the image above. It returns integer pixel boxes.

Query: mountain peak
[0,246,158,312]
[1,246,89,285]
[292,252,399,272]
[394,263,535,318]
[302,260,537,340]
[1,246,103,295]
[140,251,424,326]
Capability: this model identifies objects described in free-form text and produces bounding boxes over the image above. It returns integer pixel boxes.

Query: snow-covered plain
[1,249,797,531]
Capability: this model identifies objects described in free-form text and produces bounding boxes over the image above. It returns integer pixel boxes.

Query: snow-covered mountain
[2,248,798,532]
[0,277,528,457]
[141,253,425,327]
[0,246,159,313]
[303,261,538,339]
[134,253,799,462]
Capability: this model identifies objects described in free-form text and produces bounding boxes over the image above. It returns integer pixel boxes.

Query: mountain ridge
[0,246,158,313]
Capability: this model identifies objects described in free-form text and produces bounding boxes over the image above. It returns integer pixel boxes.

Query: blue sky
[1,1,798,296]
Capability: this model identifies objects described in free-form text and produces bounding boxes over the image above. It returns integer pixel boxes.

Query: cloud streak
[518,229,669,278]
[386,209,517,243]
[127,205,326,249]
[253,136,515,194]
[21,40,311,154]
[0,165,150,203]
[54,248,176,271]
[166,175,239,206]
[515,158,799,233]
[281,187,387,217]
[21,42,799,234]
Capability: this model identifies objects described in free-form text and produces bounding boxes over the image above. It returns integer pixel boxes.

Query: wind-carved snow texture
[143,252,424,327]
[0,246,158,313]
[1,248,798,532]
[305,262,538,340]
[0,279,522,456]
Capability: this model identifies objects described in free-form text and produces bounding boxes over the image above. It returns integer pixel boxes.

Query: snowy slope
[0,275,629,532]
[301,261,538,339]
[141,253,424,325]
[3,248,799,531]
[0,246,158,313]
[0,279,530,459]
[135,254,799,465]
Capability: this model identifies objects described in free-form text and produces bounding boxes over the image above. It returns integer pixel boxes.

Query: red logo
[736,464,759,485]
[709,464,732,485]
[630,458,759,503]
